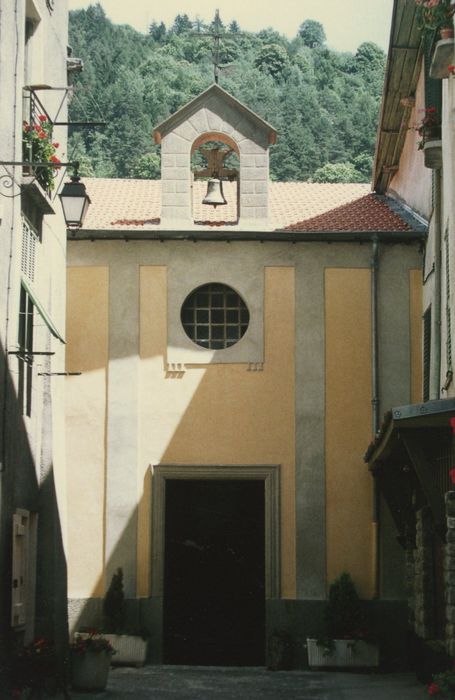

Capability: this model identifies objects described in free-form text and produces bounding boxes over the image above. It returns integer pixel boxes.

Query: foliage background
[68,4,386,182]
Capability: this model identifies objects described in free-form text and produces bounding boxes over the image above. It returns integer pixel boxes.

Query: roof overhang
[67,229,427,243]
[365,398,455,465]
[365,399,455,539]
[373,0,423,194]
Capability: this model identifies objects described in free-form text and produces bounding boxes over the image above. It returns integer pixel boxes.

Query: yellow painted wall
[66,267,109,598]
[325,268,374,598]
[410,269,423,403]
[138,266,296,598]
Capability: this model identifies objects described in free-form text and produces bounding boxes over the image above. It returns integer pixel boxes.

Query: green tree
[68,8,383,183]
[129,152,161,179]
[149,21,166,42]
[171,14,192,35]
[312,162,363,183]
[298,19,326,48]
[353,152,373,180]
[254,43,289,79]
[355,41,386,73]
[229,20,240,33]
[210,11,225,31]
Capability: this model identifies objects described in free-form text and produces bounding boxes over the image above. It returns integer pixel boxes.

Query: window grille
[423,306,432,402]
[181,283,249,350]
[21,217,38,283]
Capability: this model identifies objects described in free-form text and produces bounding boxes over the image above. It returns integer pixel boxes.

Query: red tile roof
[79,178,414,233]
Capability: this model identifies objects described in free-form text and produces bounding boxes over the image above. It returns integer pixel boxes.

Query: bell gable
[152,83,277,229]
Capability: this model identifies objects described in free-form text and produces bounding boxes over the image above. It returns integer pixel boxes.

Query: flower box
[103,634,148,667]
[306,638,379,668]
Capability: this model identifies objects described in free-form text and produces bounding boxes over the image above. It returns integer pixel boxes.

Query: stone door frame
[151,464,281,600]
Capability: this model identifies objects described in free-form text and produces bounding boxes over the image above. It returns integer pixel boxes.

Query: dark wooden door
[163,479,265,666]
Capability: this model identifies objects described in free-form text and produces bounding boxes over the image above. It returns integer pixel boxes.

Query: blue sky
[68,0,394,53]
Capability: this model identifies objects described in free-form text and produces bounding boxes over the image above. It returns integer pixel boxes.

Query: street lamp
[58,170,91,228]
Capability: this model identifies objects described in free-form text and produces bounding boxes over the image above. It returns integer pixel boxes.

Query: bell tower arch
[153,83,276,229]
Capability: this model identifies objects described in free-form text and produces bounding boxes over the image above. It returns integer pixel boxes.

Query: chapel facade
[65,84,425,666]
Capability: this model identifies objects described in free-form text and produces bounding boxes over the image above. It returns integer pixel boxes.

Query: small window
[181,283,249,350]
[18,286,34,416]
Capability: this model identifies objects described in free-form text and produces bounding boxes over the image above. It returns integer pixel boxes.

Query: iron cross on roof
[194,9,244,84]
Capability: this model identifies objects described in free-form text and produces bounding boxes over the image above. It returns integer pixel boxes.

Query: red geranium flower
[428,682,440,695]
[38,114,47,122]
[52,142,59,148]
[450,468,455,484]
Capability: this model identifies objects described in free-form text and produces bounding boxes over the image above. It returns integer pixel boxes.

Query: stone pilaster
[414,506,434,639]
[405,545,416,630]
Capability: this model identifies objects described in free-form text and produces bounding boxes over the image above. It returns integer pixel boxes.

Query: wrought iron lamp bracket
[0,160,80,199]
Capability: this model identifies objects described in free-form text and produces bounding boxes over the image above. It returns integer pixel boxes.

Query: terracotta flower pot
[440,26,454,39]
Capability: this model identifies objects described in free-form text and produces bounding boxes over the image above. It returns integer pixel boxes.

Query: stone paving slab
[70,666,426,700]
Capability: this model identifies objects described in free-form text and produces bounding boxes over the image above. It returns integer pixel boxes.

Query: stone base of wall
[69,597,408,669]
[414,506,434,639]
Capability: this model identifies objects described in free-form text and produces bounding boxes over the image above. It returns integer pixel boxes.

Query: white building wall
[0,0,69,647]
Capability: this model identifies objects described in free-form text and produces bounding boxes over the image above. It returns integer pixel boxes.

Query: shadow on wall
[0,338,68,681]
[66,266,296,665]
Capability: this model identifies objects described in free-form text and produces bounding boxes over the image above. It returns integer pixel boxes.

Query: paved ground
[70,665,426,699]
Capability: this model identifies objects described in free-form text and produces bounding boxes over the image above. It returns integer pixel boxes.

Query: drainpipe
[431,170,442,400]
[371,237,380,598]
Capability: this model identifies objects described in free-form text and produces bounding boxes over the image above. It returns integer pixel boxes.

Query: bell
[202,178,227,207]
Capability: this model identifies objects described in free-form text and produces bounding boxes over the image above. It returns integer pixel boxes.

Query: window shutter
[423,307,432,402]
[21,217,38,283]
[11,511,29,627]
[424,33,442,113]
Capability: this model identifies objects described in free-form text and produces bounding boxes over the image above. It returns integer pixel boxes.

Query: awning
[22,277,65,344]
[364,399,455,540]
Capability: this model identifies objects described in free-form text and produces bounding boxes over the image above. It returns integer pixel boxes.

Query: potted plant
[427,659,455,697]
[414,106,442,168]
[22,115,61,192]
[102,567,149,666]
[9,638,69,698]
[307,572,379,669]
[70,630,115,691]
[415,0,455,36]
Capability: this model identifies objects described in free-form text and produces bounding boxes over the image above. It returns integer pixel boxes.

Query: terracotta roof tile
[282,193,412,232]
[79,178,413,233]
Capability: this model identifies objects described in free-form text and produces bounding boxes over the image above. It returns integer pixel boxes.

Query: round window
[181,283,249,349]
